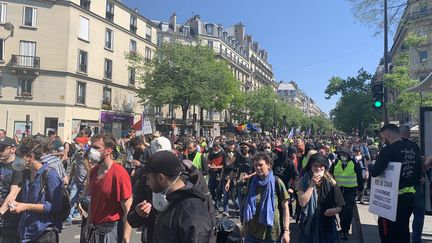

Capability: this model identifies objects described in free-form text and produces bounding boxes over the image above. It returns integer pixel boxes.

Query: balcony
[217,50,251,73]
[11,55,40,75]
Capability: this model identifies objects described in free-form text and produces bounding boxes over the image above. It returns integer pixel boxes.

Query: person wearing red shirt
[87,133,132,243]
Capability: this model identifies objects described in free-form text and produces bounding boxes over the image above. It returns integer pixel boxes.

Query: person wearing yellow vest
[329,147,363,240]
[185,140,208,175]
[369,124,422,243]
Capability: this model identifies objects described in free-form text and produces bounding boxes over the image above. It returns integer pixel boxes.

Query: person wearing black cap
[329,147,363,240]
[141,151,212,243]
[297,153,345,243]
[0,137,23,242]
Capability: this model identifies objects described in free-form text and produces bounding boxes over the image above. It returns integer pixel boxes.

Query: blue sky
[124,0,386,115]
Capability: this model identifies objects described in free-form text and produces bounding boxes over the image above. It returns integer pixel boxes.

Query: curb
[353,204,364,243]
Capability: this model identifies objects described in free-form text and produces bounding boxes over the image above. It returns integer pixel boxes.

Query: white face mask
[152,173,182,212]
[88,148,102,163]
[315,170,325,178]
[228,152,234,158]
[264,148,272,154]
[340,156,348,162]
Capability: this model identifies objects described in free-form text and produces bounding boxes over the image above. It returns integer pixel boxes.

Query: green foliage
[243,86,334,134]
[127,41,240,133]
[384,32,432,121]
[326,69,380,135]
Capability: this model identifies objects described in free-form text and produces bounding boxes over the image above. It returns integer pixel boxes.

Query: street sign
[369,162,401,222]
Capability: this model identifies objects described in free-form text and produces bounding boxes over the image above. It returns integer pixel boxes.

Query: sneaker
[222,212,229,218]
[71,214,81,221]
[341,232,349,240]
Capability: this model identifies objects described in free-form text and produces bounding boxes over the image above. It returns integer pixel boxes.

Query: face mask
[152,173,182,212]
[12,157,27,172]
[265,148,272,154]
[315,170,325,178]
[340,156,348,162]
[228,152,234,158]
[88,148,103,163]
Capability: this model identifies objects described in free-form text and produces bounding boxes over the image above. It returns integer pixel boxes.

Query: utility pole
[383,0,389,124]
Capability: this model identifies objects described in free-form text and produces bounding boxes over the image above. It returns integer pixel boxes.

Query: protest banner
[369,162,402,222]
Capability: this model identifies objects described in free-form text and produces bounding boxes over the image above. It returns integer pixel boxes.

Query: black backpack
[216,218,241,243]
[40,168,71,223]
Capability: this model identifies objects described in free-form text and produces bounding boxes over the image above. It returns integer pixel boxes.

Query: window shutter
[32,8,37,26]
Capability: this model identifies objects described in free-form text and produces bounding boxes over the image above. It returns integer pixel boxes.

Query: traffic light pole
[383,0,389,124]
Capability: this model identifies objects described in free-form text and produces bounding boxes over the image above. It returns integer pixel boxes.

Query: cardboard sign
[142,119,152,135]
[369,162,402,222]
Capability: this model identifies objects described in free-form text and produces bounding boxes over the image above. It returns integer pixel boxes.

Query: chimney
[169,13,177,31]
[234,22,245,45]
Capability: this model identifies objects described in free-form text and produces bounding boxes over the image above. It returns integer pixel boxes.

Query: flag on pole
[288,127,294,139]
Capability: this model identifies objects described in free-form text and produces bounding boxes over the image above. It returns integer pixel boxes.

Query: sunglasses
[264,147,271,149]
[241,147,249,149]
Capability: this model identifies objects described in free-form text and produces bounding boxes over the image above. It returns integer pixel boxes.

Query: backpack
[40,168,71,223]
[216,218,241,243]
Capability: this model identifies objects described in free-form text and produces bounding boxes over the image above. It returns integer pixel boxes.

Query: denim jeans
[222,179,233,213]
[412,183,425,243]
[208,171,221,209]
[68,179,84,220]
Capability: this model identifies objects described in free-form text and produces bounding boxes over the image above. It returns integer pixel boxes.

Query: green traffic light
[374,100,383,108]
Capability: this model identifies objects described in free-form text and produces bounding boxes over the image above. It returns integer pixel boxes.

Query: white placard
[213,123,220,137]
[142,119,152,135]
[369,162,402,222]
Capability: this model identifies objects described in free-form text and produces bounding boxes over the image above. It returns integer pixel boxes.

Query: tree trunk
[181,106,188,136]
[200,107,204,137]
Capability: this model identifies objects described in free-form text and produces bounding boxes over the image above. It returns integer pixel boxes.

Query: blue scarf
[243,170,275,226]
[300,172,318,238]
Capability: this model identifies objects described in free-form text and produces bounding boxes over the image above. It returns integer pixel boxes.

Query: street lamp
[2,22,14,40]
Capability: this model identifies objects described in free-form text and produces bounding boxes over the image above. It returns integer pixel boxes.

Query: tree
[346,0,409,35]
[244,86,280,133]
[128,41,240,134]
[325,69,381,135]
[384,32,432,121]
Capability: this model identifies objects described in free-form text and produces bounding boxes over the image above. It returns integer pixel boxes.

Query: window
[419,51,428,63]
[205,24,213,35]
[18,80,32,96]
[105,28,113,50]
[79,16,89,41]
[130,39,137,53]
[0,39,4,61]
[208,40,213,48]
[102,87,111,105]
[0,3,6,23]
[145,47,151,61]
[80,0,91,10]
[22,7,37,27]
[182,26,190,37]
[76,82,86,104]
[128,68,135,85]
[19,41,36,67]
[104,59,112,79]
[146,25,152,41]
[106,1,114,22]
[78,50,87,73]
[130,15,137,34]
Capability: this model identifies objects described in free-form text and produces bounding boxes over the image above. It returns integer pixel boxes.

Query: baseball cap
[0,137,17,150]
[144,150,184,176]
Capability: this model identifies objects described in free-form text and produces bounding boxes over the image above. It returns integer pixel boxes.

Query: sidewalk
[357,202,432,243]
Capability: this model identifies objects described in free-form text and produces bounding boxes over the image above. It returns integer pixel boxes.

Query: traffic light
[372,82,384,109]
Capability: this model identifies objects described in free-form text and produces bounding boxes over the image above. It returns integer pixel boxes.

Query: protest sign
[369,162,402,222]
[142,119,153,135]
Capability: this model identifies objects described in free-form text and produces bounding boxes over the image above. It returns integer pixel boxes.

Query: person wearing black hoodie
[127,151,212,243]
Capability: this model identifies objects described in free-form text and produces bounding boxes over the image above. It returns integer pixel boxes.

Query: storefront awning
[405,71,432,93]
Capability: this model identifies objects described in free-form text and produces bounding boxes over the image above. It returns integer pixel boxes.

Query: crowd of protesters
[0,124,430,243]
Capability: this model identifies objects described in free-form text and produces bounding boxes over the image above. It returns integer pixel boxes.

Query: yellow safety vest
[334,160,358,188]
[302,157,308,169]
[192,152,202,170]
[399,186,416,195]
